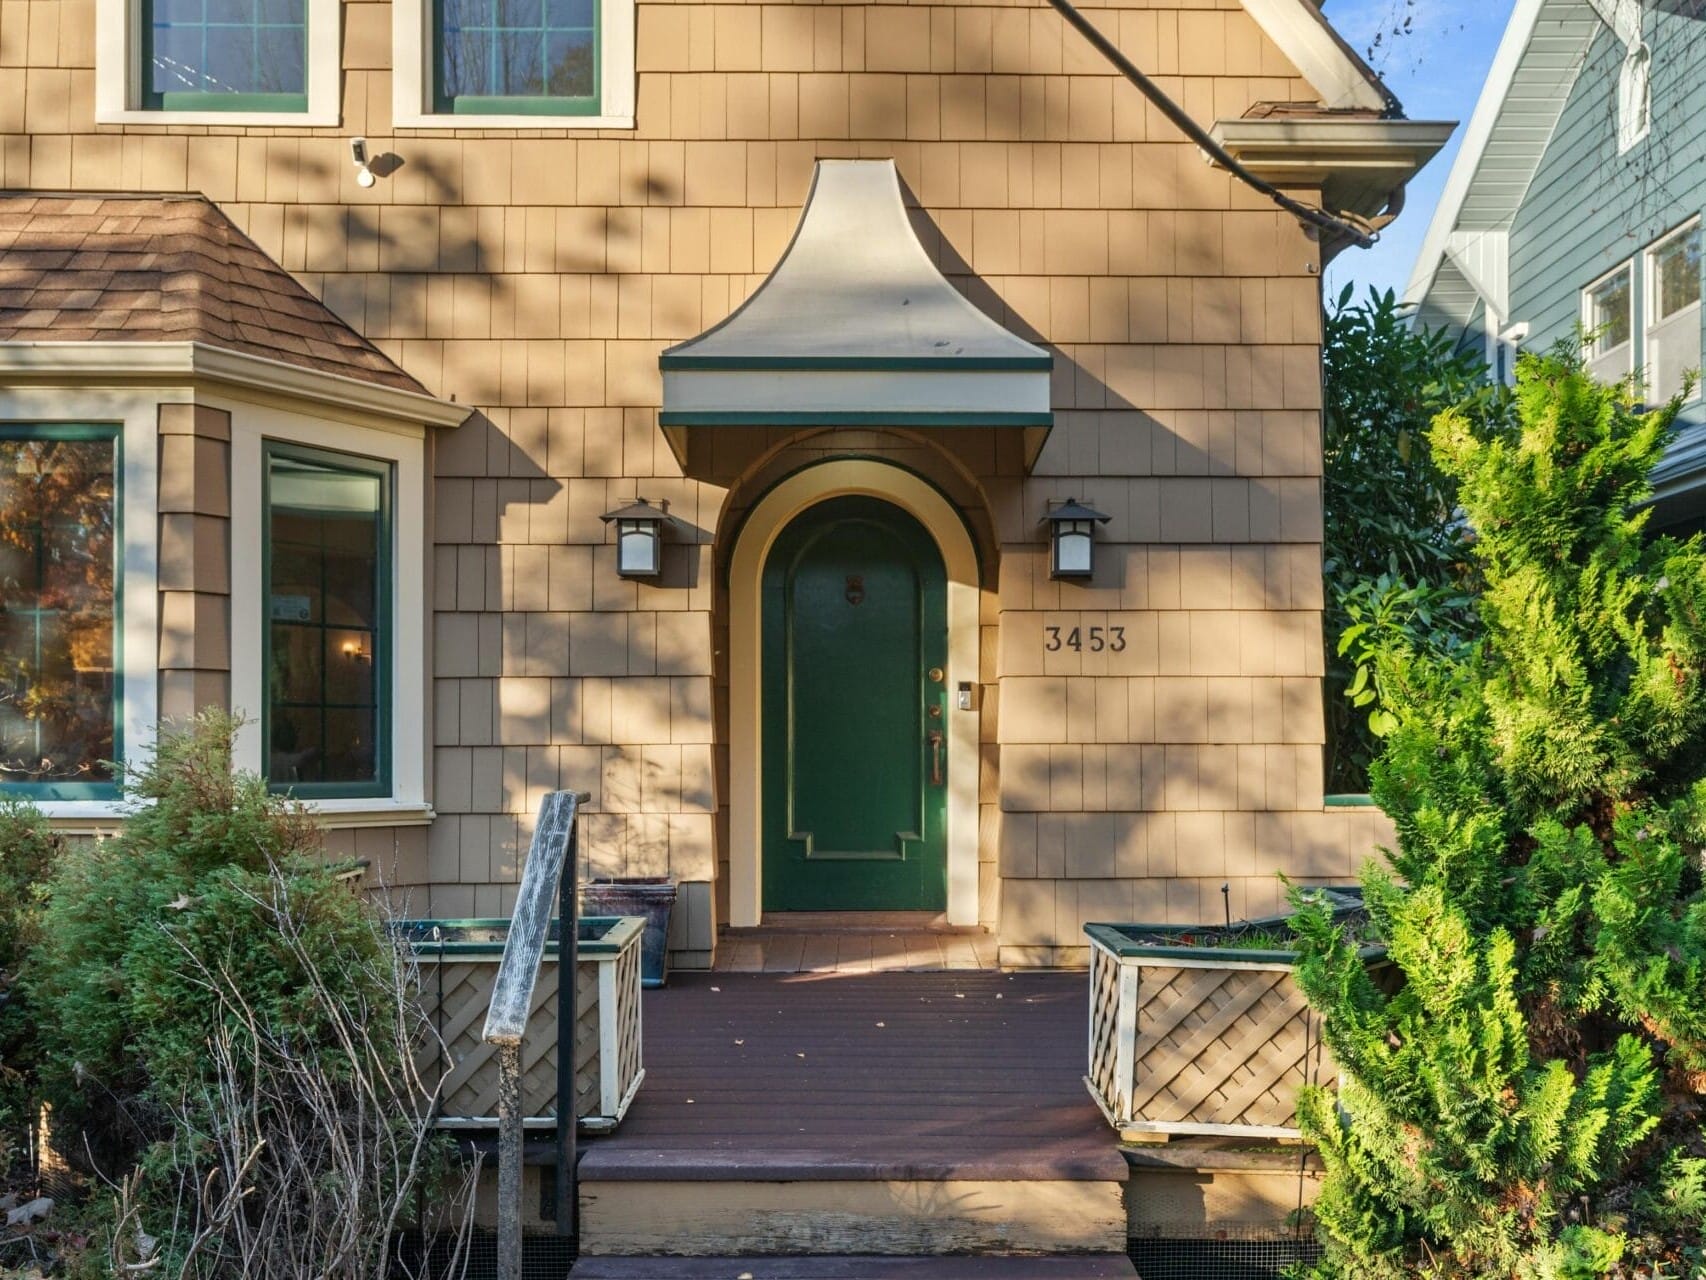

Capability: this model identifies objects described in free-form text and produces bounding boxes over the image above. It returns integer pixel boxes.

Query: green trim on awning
[659,353,1054,371]
[658,410,1054,428]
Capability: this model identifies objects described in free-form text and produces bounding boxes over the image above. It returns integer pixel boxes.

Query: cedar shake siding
[0,0,1407,965]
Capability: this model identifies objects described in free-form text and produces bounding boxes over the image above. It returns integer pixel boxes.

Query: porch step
[568,1256,1138,1278]
[574,972,1129,1258]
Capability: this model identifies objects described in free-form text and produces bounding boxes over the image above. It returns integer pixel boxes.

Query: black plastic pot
[580,876,676,987]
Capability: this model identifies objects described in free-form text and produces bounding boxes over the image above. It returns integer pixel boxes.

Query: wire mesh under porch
[569,970,1133,1272]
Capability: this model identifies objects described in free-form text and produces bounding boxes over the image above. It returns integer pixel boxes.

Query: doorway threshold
[716,912,998,972]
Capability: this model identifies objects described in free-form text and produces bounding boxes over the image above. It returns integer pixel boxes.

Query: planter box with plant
[1085,888,1380,1140]
[404,916,645,1134]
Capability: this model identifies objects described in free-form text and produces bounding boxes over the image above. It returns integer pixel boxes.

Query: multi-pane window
[435,0,597,113]
[0,427,120,799]
[1646,222,1702,403]
[1584,263,1635,386]
[264,445,390,798]
[143,0,307,110]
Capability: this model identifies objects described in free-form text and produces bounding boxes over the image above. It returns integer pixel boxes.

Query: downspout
[1043,0,1379,251]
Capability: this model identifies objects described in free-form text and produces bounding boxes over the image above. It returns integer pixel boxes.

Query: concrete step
[568,1255,1139,1278]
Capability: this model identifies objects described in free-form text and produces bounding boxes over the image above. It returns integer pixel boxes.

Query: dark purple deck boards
[568,1256,1139,1278]
[578,971,1125,1183]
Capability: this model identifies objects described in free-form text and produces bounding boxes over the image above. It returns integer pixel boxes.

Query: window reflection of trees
[440,0,594,102]
[0,437,117,788]
[148,0,305,99]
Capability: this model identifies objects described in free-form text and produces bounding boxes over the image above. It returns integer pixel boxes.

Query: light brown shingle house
[0,0,1442,969]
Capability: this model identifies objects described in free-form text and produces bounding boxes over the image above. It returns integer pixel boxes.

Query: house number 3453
[1044,625,1126,653]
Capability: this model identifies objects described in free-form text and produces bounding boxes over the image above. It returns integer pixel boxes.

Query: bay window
[264,444,391,798]
[0,427,120,799]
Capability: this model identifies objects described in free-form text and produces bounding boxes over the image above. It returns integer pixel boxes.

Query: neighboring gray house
[1406,0,1706,527]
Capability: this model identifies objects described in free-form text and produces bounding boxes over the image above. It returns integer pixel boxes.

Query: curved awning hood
[659,160,1053,471]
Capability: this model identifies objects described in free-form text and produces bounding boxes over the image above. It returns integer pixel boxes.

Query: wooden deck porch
[571,968,1134,1276]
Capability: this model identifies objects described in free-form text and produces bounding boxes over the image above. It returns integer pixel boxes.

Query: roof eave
[0,341,472,428]
[1403,0,1566,307]
[1207,118,1458,220]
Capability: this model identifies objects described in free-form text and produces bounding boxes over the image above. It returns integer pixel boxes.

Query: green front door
[761,496,948,911]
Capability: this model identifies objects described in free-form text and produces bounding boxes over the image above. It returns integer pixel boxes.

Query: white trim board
[725,459,983,929]
[0,343,469,430]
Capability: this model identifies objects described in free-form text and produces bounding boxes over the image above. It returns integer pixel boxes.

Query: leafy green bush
[1293,346,1706,1276]
[1322,286,1501,791]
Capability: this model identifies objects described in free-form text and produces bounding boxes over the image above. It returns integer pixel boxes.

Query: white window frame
[392,0,635,129]
[95,0,341,125]
[1582,259,1636,383]
[0,387,161,824]
[1644,217,1703,405]
[229,403,431,825]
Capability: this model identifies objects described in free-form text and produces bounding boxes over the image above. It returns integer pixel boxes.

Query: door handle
[927,729,944,786]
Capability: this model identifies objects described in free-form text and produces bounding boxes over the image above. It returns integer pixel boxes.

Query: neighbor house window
[264,444,390,798]
[1646,221,1702,403]
[435,0,596,114]
[0,427,120,799]
[143,0,307,110]
[1584,262,1635,386]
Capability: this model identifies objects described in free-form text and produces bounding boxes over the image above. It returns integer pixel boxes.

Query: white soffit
[1404,0,1602,315]
[659,159,1053,430]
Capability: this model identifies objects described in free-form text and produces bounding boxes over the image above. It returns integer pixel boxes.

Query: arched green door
[761,496,948,911]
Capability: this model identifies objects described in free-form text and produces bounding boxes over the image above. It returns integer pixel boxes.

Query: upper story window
[95,0,338,123]
[436,0,596,114]
[1584,261,1635,386]
[1646,221,1702,403]
[264,444,391,799]
[394,0,632,127]
[0,426,121,800]
[144,0,305,111]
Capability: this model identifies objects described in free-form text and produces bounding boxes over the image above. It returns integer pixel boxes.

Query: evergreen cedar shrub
[0,800,58,1166]
[1293,347,1706,1277]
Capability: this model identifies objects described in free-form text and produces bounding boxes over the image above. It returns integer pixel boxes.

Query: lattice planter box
[404,915,645,1134]
[1084,892,1381,1140]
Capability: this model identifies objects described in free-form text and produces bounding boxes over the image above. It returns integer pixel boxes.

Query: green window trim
[140,0,310,114]
[0,423,124,803]
[262,441,393,802]
[431,0,601,115]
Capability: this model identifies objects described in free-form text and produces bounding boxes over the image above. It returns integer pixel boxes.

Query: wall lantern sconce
[601,498,673,577]
[1041,498,1110,579]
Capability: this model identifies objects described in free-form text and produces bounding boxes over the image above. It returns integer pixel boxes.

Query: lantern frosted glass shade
[1041,498,1110,580]
[601,498,671,577]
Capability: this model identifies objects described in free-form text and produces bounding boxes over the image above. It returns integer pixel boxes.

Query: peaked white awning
[659,160,1052,462]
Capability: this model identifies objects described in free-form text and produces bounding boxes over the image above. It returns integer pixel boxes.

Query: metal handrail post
[556,805,579,1237]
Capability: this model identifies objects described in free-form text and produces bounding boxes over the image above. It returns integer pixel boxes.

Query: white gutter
[0,340,471,428]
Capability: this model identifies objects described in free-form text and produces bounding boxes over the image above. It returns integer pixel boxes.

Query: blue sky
[1320,0,1518,302]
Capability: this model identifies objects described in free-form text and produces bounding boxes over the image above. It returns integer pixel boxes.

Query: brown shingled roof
[0,192,428,395]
